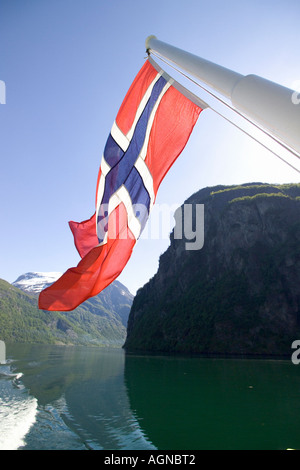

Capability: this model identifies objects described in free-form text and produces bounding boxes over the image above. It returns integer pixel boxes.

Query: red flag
[39,58,205,311]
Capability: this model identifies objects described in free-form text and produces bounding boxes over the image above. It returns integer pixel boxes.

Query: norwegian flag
[39,58,204,311]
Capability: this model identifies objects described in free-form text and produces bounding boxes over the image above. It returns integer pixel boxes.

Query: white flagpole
[146,36,300,156]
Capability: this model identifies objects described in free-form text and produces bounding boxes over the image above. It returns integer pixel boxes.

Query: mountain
[12,272,62,294]
[124,183,300,356]
[0,273,133,346]
[12,272,133,328]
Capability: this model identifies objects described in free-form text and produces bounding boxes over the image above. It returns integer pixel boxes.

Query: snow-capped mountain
[12,272,133,328]
[3,272,134,346]
[12,272,62,294]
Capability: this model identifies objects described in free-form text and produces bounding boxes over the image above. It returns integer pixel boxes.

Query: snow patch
[12,272,62,294]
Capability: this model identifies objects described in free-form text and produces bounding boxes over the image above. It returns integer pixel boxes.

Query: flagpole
[146,36,300,156]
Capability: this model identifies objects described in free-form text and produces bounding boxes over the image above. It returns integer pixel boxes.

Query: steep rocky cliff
[124,183,300,356]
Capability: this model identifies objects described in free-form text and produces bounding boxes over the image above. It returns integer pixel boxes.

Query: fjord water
[1,344,300,450]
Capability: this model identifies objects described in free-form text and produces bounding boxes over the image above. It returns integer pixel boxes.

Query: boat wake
[0,365,38,450]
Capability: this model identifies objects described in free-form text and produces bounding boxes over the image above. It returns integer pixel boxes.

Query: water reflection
[5,344,300,450]
[7,344,155,450]
[124,353,300,450]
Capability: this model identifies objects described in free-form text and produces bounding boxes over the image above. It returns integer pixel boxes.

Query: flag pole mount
[146,35,300,156]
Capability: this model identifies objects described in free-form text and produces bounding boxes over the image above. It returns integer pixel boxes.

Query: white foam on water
[0,373,38,450]
[0,371,23,379]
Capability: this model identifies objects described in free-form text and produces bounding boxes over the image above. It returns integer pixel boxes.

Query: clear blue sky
[0,0,299,295]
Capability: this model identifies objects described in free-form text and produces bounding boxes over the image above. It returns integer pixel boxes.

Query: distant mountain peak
[12,272,62,294]
[12,271,133,330]
[8,271,134,345]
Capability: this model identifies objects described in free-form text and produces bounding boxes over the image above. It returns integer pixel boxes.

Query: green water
[2,344,300,450]
[125,354,300,450]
